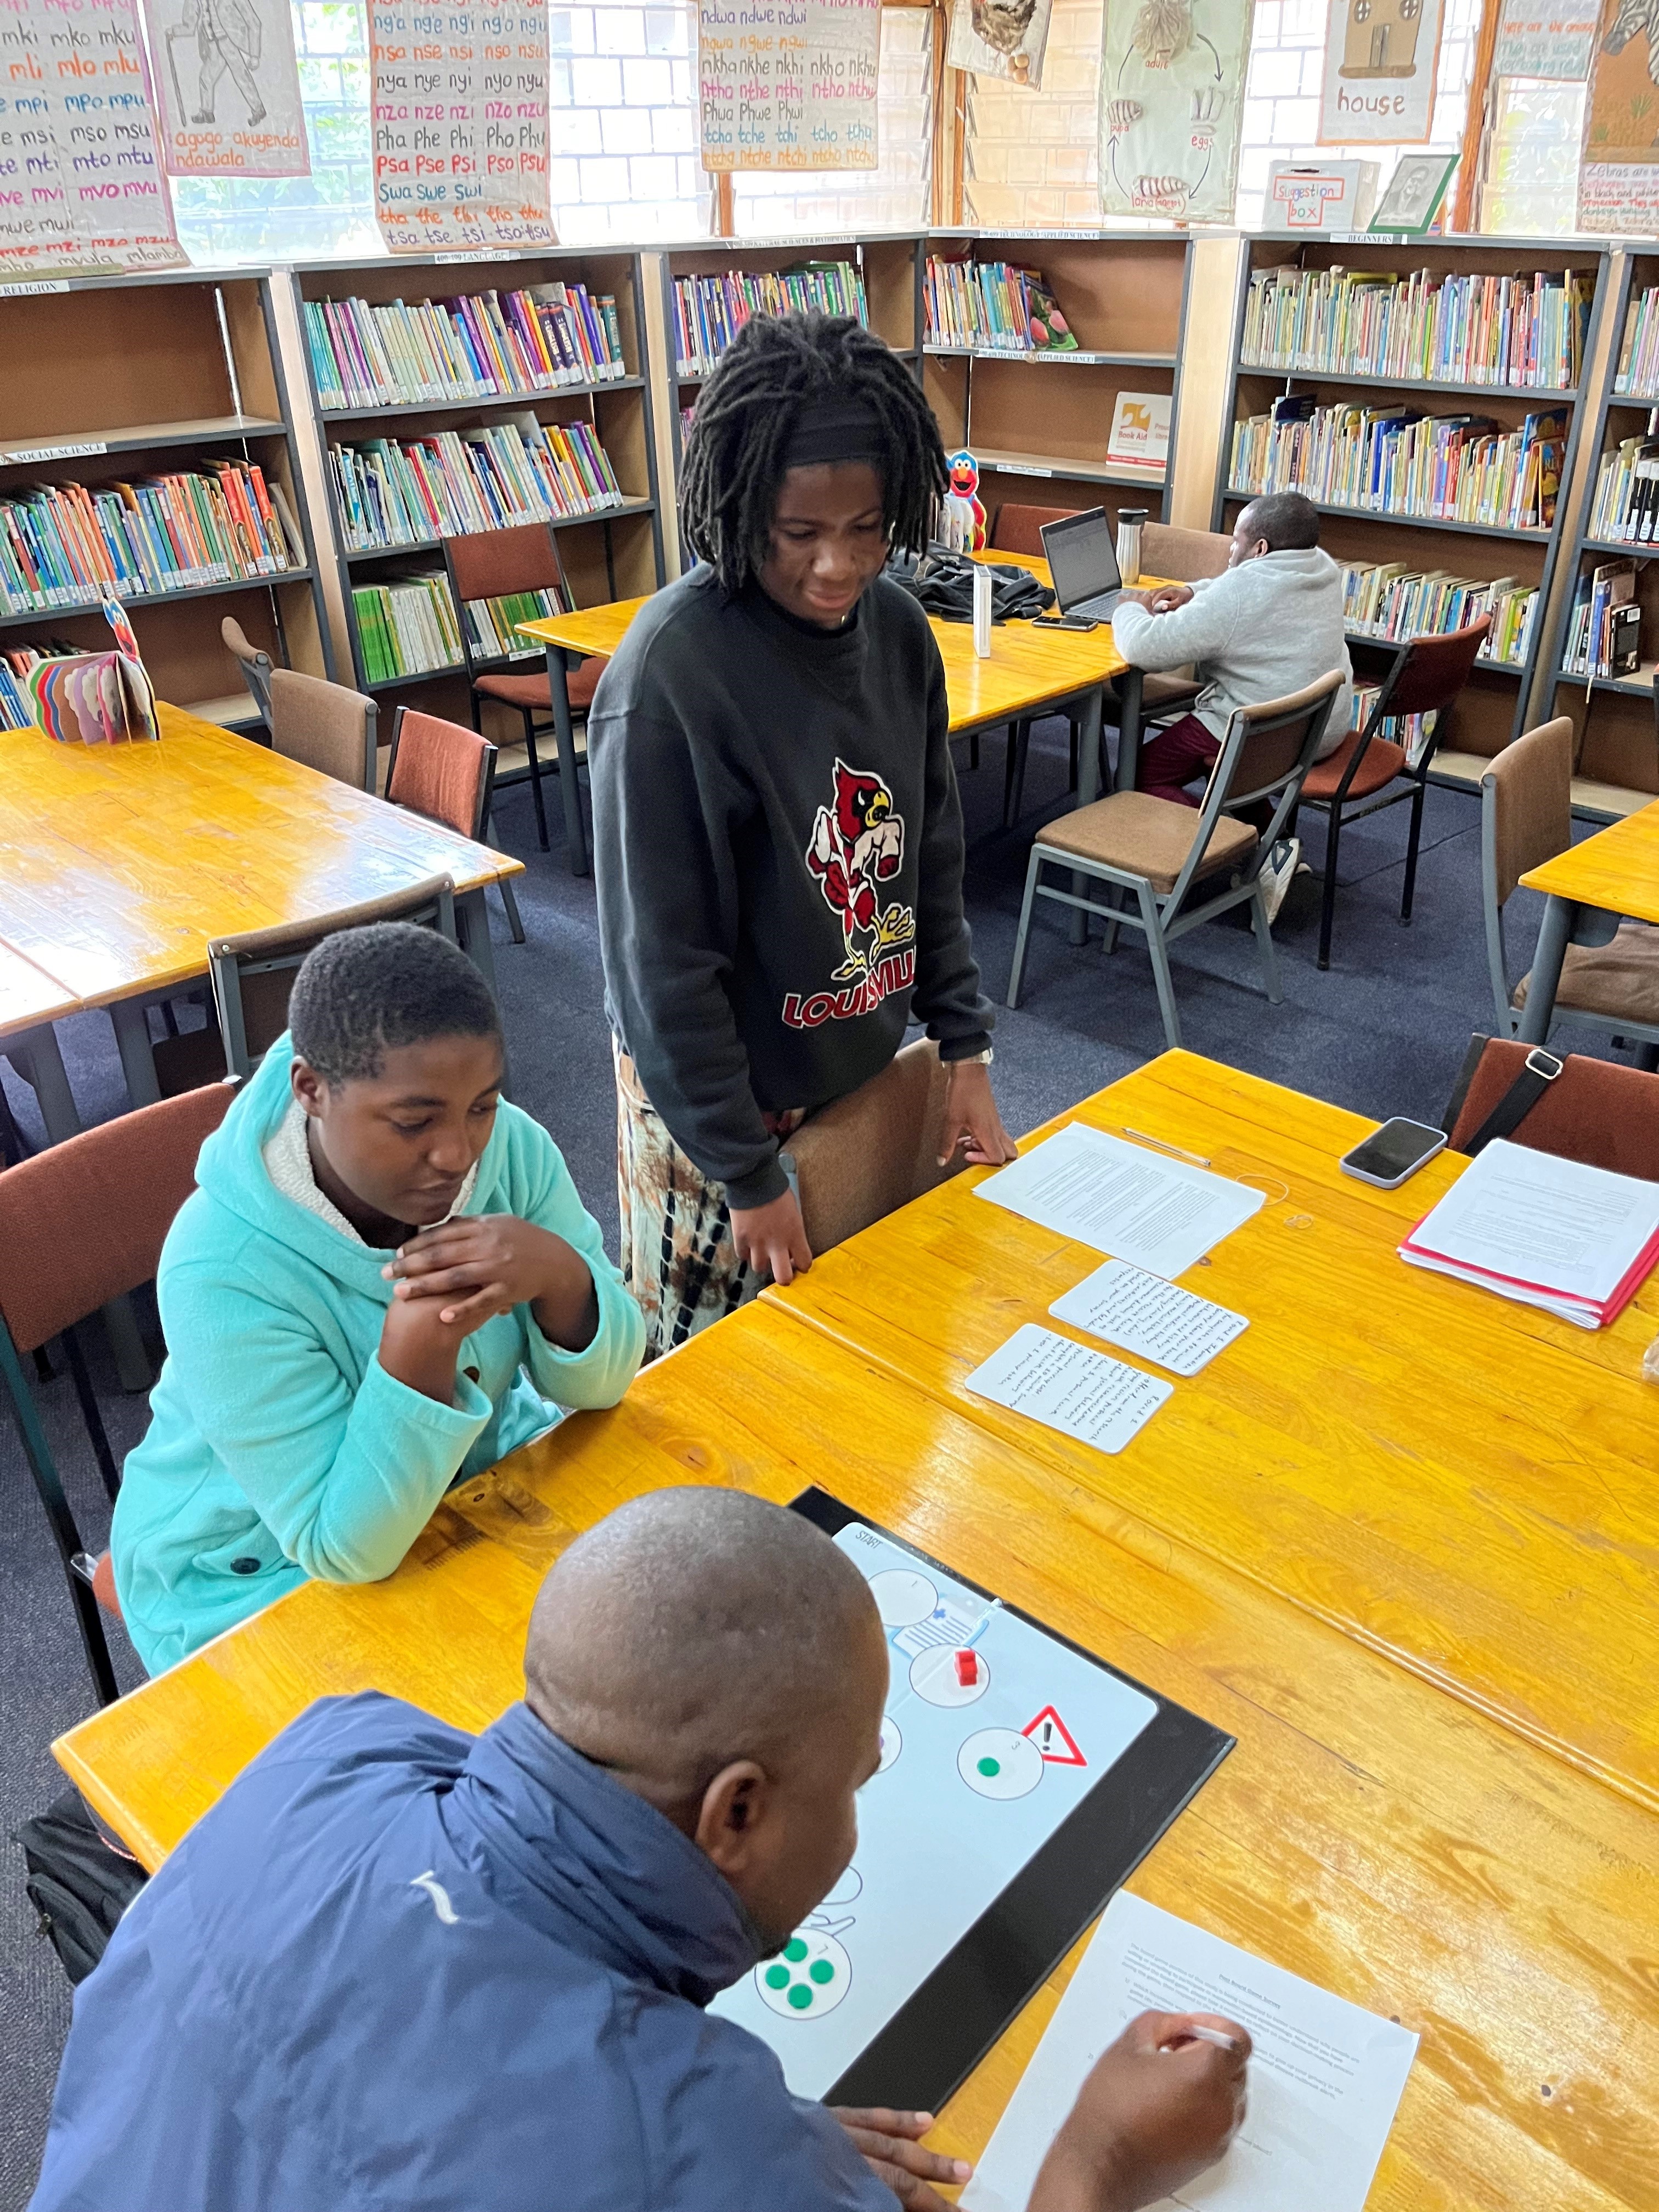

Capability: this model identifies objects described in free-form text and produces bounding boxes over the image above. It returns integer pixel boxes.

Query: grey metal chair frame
[208,873,459,1081]
[1481,750,1659,1065]
[222,614,275,726]
[1007,673,1342,1052]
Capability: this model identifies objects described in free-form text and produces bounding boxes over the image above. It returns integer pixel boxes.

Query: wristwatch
[952,1046,995,1066]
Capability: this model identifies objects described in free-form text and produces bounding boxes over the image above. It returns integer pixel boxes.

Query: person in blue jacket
[33,1488,1249,2212]
[110,922,645,1674]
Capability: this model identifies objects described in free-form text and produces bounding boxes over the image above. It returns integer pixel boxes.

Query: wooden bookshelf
[0,270,332,732]
[924,230,1193,528]
[1537,247,1659,821]
[290,250,665,739]
[1210,234,1612,783]
[660,232,926,484]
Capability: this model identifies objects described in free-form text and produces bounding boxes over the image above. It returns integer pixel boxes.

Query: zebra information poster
[144,0,311,176]
[1579,0,1659,232]
[370,0,557,251]
[0,0,185,274]
[698,0,881,171]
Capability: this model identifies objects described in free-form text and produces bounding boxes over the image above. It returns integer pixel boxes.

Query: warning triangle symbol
[1022,1705,1086,1765]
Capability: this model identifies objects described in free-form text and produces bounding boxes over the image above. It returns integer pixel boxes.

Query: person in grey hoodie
[1110,494,1352,911]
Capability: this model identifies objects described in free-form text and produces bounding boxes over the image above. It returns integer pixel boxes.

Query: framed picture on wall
[1369,151,1459,233]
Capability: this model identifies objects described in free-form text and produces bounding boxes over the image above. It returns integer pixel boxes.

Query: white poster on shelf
[1493,0,1597,80]
[144,0,309,177]
[698,0,881,172]
[946,0,1054,91]
[1318,0,1444,145]
[369,0,557,253]
[1097,0,1251,223]
[1578,0,1659,233]
[0,0,185,275]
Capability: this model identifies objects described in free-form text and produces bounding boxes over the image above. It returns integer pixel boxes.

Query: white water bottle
[972,563,992,658]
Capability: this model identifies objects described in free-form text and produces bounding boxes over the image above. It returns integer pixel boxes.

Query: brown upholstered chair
[1482,714,1659,1066]
[150,873,460,1092]
[222,614,274,724]
[386,707,524,946]
[1297,617,1491,970]
[1141,522,1232,583]
[779,1039,968,1255]
[267,668,379,793]
[989,503,1084,556]
[442,523,605,855]
[0,1079,239,1703]
[1008,671,1344,1051]
[1445,1037,1659,1180]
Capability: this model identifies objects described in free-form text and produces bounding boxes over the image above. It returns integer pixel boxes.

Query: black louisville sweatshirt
[589,566,994,1210]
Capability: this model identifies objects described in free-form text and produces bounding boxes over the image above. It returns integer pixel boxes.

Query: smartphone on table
[1339,1119,1448,1188]
[1031,614,1098,631]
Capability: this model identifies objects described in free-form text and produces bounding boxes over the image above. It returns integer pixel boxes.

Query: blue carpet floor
[0,714,1624,2206]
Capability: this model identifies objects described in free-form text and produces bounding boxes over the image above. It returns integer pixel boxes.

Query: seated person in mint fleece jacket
[33,1488,1251,2212]
[110,924,644,1675]
[590,311,1016,1358]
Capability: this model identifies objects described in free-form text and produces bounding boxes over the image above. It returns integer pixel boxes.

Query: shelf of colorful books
[0,272,335,715]
[1222,491,1551,543]
[923,233,1189,525]
[291,251,665,710]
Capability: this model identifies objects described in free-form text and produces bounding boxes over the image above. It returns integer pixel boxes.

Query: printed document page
[976,1125,1263,1279]
[1403,1139,1659,1303]
[965,1325,1173,1454]
[1050,1260,1248,1376]
[963,1894,1418,2212]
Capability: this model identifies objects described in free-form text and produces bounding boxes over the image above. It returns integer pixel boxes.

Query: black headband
[780,397,885,471]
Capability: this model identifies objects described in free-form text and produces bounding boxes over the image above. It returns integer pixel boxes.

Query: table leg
[1114,667,1144,793]
[543,644,589,878]
[8,1022,152,1391]
[110,1000,162,1109]
[1516,895,1575,1047]
[456,887,499,992]
[1070,685,1106,947]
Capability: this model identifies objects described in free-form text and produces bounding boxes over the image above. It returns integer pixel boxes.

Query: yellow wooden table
[53,1299,1659,2209]
[766,1049,1659,1816]
[1516,797,1659,1043]
[0,702,523,1114]
[517,556,1156,880]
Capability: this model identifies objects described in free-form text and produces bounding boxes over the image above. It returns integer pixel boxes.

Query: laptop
[1040,508,1126,622]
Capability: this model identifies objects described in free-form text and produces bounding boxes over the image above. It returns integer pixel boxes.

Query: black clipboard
[790,1488,1235,2114]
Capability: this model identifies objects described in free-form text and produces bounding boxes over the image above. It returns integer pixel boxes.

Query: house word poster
[0,0,184,274]
[1318,0,1444,144]
[946,0,1054,91]
[143,0,310,177]
[370,0,557,251]
[698,0,881,171]
[1098,0,1250,223]
[1578,0,1659,232]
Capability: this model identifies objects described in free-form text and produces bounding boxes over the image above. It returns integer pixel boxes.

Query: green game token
[788,1983,814,2010]
[764,1965,790,1990]
[809,1959,835,1984]
[784,1937,808,1962]
[978,1756,1001,1778]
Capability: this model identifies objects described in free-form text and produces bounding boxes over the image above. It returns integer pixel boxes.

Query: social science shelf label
[710,1497,1234,2110]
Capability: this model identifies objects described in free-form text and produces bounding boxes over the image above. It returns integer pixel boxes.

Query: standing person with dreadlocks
[589,311,1015,1358]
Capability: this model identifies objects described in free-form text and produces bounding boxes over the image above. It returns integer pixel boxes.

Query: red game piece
[955,1649,977,1686]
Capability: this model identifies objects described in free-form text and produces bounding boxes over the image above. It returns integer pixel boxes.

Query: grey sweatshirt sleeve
[591,703,789,1211]
[1111,573,1240,672]
[909,645,995,1060]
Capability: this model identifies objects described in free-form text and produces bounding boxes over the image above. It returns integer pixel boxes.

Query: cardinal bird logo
[805,759,916,983]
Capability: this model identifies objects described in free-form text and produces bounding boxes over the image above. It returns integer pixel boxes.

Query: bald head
[524,1488,885,1806]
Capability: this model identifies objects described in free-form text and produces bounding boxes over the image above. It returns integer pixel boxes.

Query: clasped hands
[377,1214,597,1402]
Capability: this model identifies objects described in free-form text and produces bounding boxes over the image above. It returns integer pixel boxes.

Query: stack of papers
[975,1125,1264,1279]
[962,1893,1419,2212]
[1400,1138,1659,1328]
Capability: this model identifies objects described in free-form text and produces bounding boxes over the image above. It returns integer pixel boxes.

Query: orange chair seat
[475,657,605,714]
[1301,731,1408,803]
[90,1549,122,1620]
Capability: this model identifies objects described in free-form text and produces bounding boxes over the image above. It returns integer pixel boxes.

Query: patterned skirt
[613,1040,805,1362]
